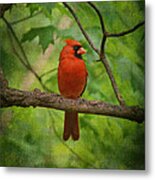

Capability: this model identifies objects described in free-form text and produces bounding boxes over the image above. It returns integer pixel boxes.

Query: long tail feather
[63,111,71,140]
[71,112,79,140]
[63,111,79,141]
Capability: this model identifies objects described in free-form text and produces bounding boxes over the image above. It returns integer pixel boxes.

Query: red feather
[58,39,87,141]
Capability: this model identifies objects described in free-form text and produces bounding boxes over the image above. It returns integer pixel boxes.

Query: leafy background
[0,1,144,169]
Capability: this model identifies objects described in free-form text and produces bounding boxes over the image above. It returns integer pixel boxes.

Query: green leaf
[40,3,55,17]
[130,64,144,94]
[21,25,56,51]
[27,3,56,19]
[27,4,40,15]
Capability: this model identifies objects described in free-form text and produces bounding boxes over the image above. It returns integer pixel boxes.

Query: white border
[1,0,155,180]
[0,0,142,3]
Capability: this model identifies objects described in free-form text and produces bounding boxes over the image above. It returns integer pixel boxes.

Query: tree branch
[2,16,50,92]
[87,2,105,34]
[63,2,100,55]
[0,86,144,123]
[87,2,125,106]
[107,21,145,38]
[101,57,125,105]
[87,2,107,55]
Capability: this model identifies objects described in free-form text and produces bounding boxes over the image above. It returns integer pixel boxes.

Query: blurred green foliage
[0,1,144,169]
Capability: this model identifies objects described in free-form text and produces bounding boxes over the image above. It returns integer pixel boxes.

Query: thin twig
[7,30,30,69]
[107,21,145,37]
[87,2,105,34]
[101,57,125,105]
[2,16,50,92]
[3,17,37,74]
[87,2,125,106]
[63,2,100,55]
[11,11,42,25]
[40,68,57,78]
[3,17,29,65]
[87,2,107,55]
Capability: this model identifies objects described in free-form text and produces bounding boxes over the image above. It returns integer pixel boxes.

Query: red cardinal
[58,39,88,141]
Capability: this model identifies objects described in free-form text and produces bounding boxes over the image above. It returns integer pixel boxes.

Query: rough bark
[0,87,144,123]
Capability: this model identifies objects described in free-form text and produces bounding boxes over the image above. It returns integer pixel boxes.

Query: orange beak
[77,47,86,55]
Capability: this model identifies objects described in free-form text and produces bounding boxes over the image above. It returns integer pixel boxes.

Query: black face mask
[73,45,82,59]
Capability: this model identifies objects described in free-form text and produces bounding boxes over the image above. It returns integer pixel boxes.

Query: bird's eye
[73,45,81,51]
